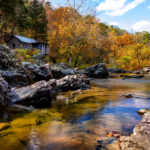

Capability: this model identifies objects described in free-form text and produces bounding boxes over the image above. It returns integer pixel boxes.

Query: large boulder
[48,75,90,92]
[51,63,75,78]
[2,71,28,86]
[33,63,53,81]
[0,62,37,86]
[9,80,52,105]
[85,63,108,78]
[119,109,150,150]
[0,75,10,113]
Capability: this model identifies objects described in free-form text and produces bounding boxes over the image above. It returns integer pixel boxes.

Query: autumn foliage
[2,0,150,70]
[45,3,150,70]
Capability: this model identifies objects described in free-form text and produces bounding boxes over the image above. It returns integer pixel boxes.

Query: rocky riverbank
[118,109,150,150]
[0,44,109,112]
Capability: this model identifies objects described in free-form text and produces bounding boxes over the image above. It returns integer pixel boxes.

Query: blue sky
[50,0,150,32]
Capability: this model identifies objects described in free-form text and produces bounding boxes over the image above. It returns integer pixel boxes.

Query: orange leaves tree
[46,5,101,67]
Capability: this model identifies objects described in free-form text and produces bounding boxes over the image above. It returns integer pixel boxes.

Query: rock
[48,75,90,93]
[143,67,150,74]
[111,131,122,138]
[122,75,144,79]
[108,75,119,78]
[21,62,32,67]
[85,63,109,78]
[51,69,65,79]
[33,53,46,65]
[9,80,52,105]
[52,63,75,76]
[33,63,53,81]
[119,108,150,150]
[123,94,133,98]
[2,71,29,86]
[0,44,10,53]
[0,75,10,113]
[72,89,82,95]
[0,45,38,86]
[108,68,131,73]
[48,79,57,87]
[81,78,91,85]
[33,53,46,60]
[118,136,127,142]
[132,70,145,74]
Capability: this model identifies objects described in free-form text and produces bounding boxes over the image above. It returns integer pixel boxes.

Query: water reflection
[0,77,150,149]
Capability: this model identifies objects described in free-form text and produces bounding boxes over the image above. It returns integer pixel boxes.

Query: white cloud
[132,21,150,32]
[96,0,145,16]
[110,22,121,26]
[52,4,59,9]
[148,6,150,9]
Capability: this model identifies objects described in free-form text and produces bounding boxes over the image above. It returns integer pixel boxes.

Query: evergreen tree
[29,0,48,41]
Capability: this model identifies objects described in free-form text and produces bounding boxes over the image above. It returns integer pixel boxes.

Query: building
[7,35,49,55]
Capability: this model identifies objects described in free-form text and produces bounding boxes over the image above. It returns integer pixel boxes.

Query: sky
[49,0,150,33]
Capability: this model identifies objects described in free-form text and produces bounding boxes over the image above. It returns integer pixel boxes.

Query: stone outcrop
[33,63,53,81]
[119,109,150,150]
[9,80,52,105]
[85,63,109,78]
[0,45,38,86]
[0,75,10,113]
[0,44,19,69]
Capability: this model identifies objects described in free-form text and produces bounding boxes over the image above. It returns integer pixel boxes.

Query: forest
[1,0,150,70]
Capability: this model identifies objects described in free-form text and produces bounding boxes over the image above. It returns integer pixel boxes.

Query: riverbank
[1,44,150,150]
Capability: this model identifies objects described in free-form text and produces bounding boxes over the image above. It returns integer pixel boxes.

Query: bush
[14,48,40,63]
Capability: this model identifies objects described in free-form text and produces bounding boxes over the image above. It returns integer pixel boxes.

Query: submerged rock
[119,108,150,150]
[123,94,133,98]
[122,75,144,79]
[108,68,131,73]
[9,80,52,105]
[85,63,108,78]
[0,75,10,113]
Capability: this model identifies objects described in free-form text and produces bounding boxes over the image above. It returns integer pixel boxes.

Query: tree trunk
[69,54,72,67]
[74,55,79,68]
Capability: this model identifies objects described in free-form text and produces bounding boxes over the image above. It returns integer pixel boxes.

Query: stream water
[0,74,150,150]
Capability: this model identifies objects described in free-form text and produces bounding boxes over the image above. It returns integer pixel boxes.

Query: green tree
[142,32,150,44]
[28,0,48,41]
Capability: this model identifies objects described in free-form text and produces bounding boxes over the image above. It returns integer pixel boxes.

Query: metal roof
[14,35,37,43]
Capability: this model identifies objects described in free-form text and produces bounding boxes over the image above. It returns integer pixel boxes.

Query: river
[0,74,150,150]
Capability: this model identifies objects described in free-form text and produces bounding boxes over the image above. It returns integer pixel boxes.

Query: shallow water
[0,75,150,150]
